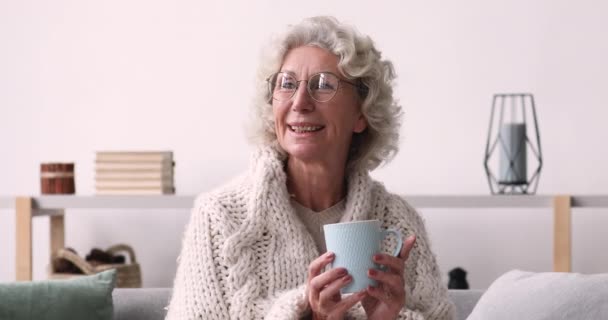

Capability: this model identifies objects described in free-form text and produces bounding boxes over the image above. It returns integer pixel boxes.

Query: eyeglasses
[266,72,363,103]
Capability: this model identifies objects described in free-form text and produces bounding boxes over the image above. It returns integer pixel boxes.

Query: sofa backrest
[449,289,484,320]
[113,288,169,320]
[113,288,483,320]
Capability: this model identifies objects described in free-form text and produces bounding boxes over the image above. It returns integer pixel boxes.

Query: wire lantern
[484,93,543,195]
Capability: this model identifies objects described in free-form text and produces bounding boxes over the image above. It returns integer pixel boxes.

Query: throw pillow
[0,269,116,320]
[467,269,608,320]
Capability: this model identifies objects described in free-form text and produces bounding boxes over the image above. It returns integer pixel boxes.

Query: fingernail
[338,268,347,276]
[343,275,352,282]
[326,252,335,259]
[373,254,382,262]
[368,269,377,276]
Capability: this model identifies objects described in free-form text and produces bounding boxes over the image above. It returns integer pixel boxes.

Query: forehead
[280,46,341,76]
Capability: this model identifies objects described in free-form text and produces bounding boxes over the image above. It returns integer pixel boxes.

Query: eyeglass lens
[270,72,339,102]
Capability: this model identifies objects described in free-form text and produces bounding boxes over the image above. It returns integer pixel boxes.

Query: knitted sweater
[291,198,345,253]
[166,147,456,320]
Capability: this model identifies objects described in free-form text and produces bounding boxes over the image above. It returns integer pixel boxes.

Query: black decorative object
[448,267,470,290]
[484,93,542,195]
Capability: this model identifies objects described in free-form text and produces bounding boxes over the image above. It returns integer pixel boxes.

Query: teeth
[290,125,322,133]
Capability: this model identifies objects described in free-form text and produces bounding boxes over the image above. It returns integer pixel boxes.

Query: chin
[283,144,325,162]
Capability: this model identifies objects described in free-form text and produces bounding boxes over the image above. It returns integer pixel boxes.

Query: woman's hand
[306,251,366,320]
[361,235,417,320]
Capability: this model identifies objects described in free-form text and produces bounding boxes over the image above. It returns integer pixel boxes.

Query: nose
[291,82,315,113]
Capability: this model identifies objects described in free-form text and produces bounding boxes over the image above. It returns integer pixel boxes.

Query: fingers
[366,284,394,305]
[310,267,348,294]
[307,252,336,301]
[367,268,404,294]
[307,252,367,318]
[308,251,335,279]
[363,234,415,309]
[373,235,415,273]
[332,291,367,316]
[318,273,351,302]
[366,268,407,308]
[373,253,404,274]
[400,235,416,261]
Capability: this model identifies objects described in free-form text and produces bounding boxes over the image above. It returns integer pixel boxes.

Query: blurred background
[1,0,607,288]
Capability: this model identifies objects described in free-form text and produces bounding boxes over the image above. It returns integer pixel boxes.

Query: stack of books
[95,151,175,195]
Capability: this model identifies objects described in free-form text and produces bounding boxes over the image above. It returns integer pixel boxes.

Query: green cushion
[0,269,116,320]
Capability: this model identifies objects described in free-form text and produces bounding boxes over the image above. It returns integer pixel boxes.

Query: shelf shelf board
[29,195,195,211]
[28,195,557,210]
[2,195,608,213]
[571,195,608,208]
[406,195,555,208]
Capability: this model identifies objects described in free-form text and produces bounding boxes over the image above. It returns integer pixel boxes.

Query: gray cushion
[113,288,170,320]
[449,289,483,320]
[467,270,608,320]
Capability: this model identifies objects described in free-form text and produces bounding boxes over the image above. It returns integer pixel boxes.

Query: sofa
[112,288,484,320]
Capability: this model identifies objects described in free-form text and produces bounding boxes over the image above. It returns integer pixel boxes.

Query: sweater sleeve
[165,196,312,320]
[395,200,456,320]
[165,196,229,319]
[345,199,456,320]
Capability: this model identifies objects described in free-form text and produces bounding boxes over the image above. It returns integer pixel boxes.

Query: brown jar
[40,163,76,194]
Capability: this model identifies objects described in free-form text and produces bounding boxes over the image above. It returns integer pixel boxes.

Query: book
[95,187,175,195]
[95,171,173,180]
[95,161,174,172]
[95,151,173,163]
[95,179,173,189]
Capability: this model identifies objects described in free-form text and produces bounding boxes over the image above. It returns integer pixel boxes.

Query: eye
[311,73,336,91]
[280,80,296,89]
[318,80,335,90]
[277,75,296,90]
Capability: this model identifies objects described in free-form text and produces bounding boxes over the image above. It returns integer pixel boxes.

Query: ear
[353,113,367,133]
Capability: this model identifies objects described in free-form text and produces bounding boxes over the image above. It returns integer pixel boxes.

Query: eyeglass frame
[265,71,368,103]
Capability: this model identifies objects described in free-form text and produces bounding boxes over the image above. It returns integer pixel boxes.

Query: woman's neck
[286,157,346,212]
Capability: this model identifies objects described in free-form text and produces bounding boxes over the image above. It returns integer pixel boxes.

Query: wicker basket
[49,244,142,288]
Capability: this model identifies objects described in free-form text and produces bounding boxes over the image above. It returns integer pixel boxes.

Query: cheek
[331,94,362,128]
[272,104,287,134]
[332,107,362,134]
[271,104,280,123]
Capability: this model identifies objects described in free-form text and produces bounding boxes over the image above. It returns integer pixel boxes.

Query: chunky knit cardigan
[166,147,455,319]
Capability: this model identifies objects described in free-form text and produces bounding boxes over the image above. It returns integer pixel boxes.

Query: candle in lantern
[499,123,527,185]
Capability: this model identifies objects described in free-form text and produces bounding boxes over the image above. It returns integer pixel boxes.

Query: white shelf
[571,195,608,208]
[408,195,608,209]
[30,195,194,210]
[406,195,555,208]
[21,195,558,212]
[4,195,608,212]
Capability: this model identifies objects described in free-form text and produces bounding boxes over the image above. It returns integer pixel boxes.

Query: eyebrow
[278,70,336,78]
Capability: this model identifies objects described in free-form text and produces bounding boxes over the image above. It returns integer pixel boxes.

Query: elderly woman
[166,16,455,320]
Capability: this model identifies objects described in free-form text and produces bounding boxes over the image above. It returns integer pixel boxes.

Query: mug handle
[382,228,403,257]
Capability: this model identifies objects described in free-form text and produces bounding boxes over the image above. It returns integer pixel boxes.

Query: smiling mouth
[288,125,325,133]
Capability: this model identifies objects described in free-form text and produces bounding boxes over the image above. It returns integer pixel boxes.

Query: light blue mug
[323,219,403,294]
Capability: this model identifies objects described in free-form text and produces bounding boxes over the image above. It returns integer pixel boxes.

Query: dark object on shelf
[40,163,76,194]
[86,248,126,265]
[448,267,470,290]
[484,93,543,195]
[49,244,142,288]
[52,247,84,274]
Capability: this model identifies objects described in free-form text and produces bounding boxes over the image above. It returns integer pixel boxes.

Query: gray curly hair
[249,16,402,172]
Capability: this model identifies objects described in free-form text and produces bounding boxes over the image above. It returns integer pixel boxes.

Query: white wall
[1,0,607,289]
